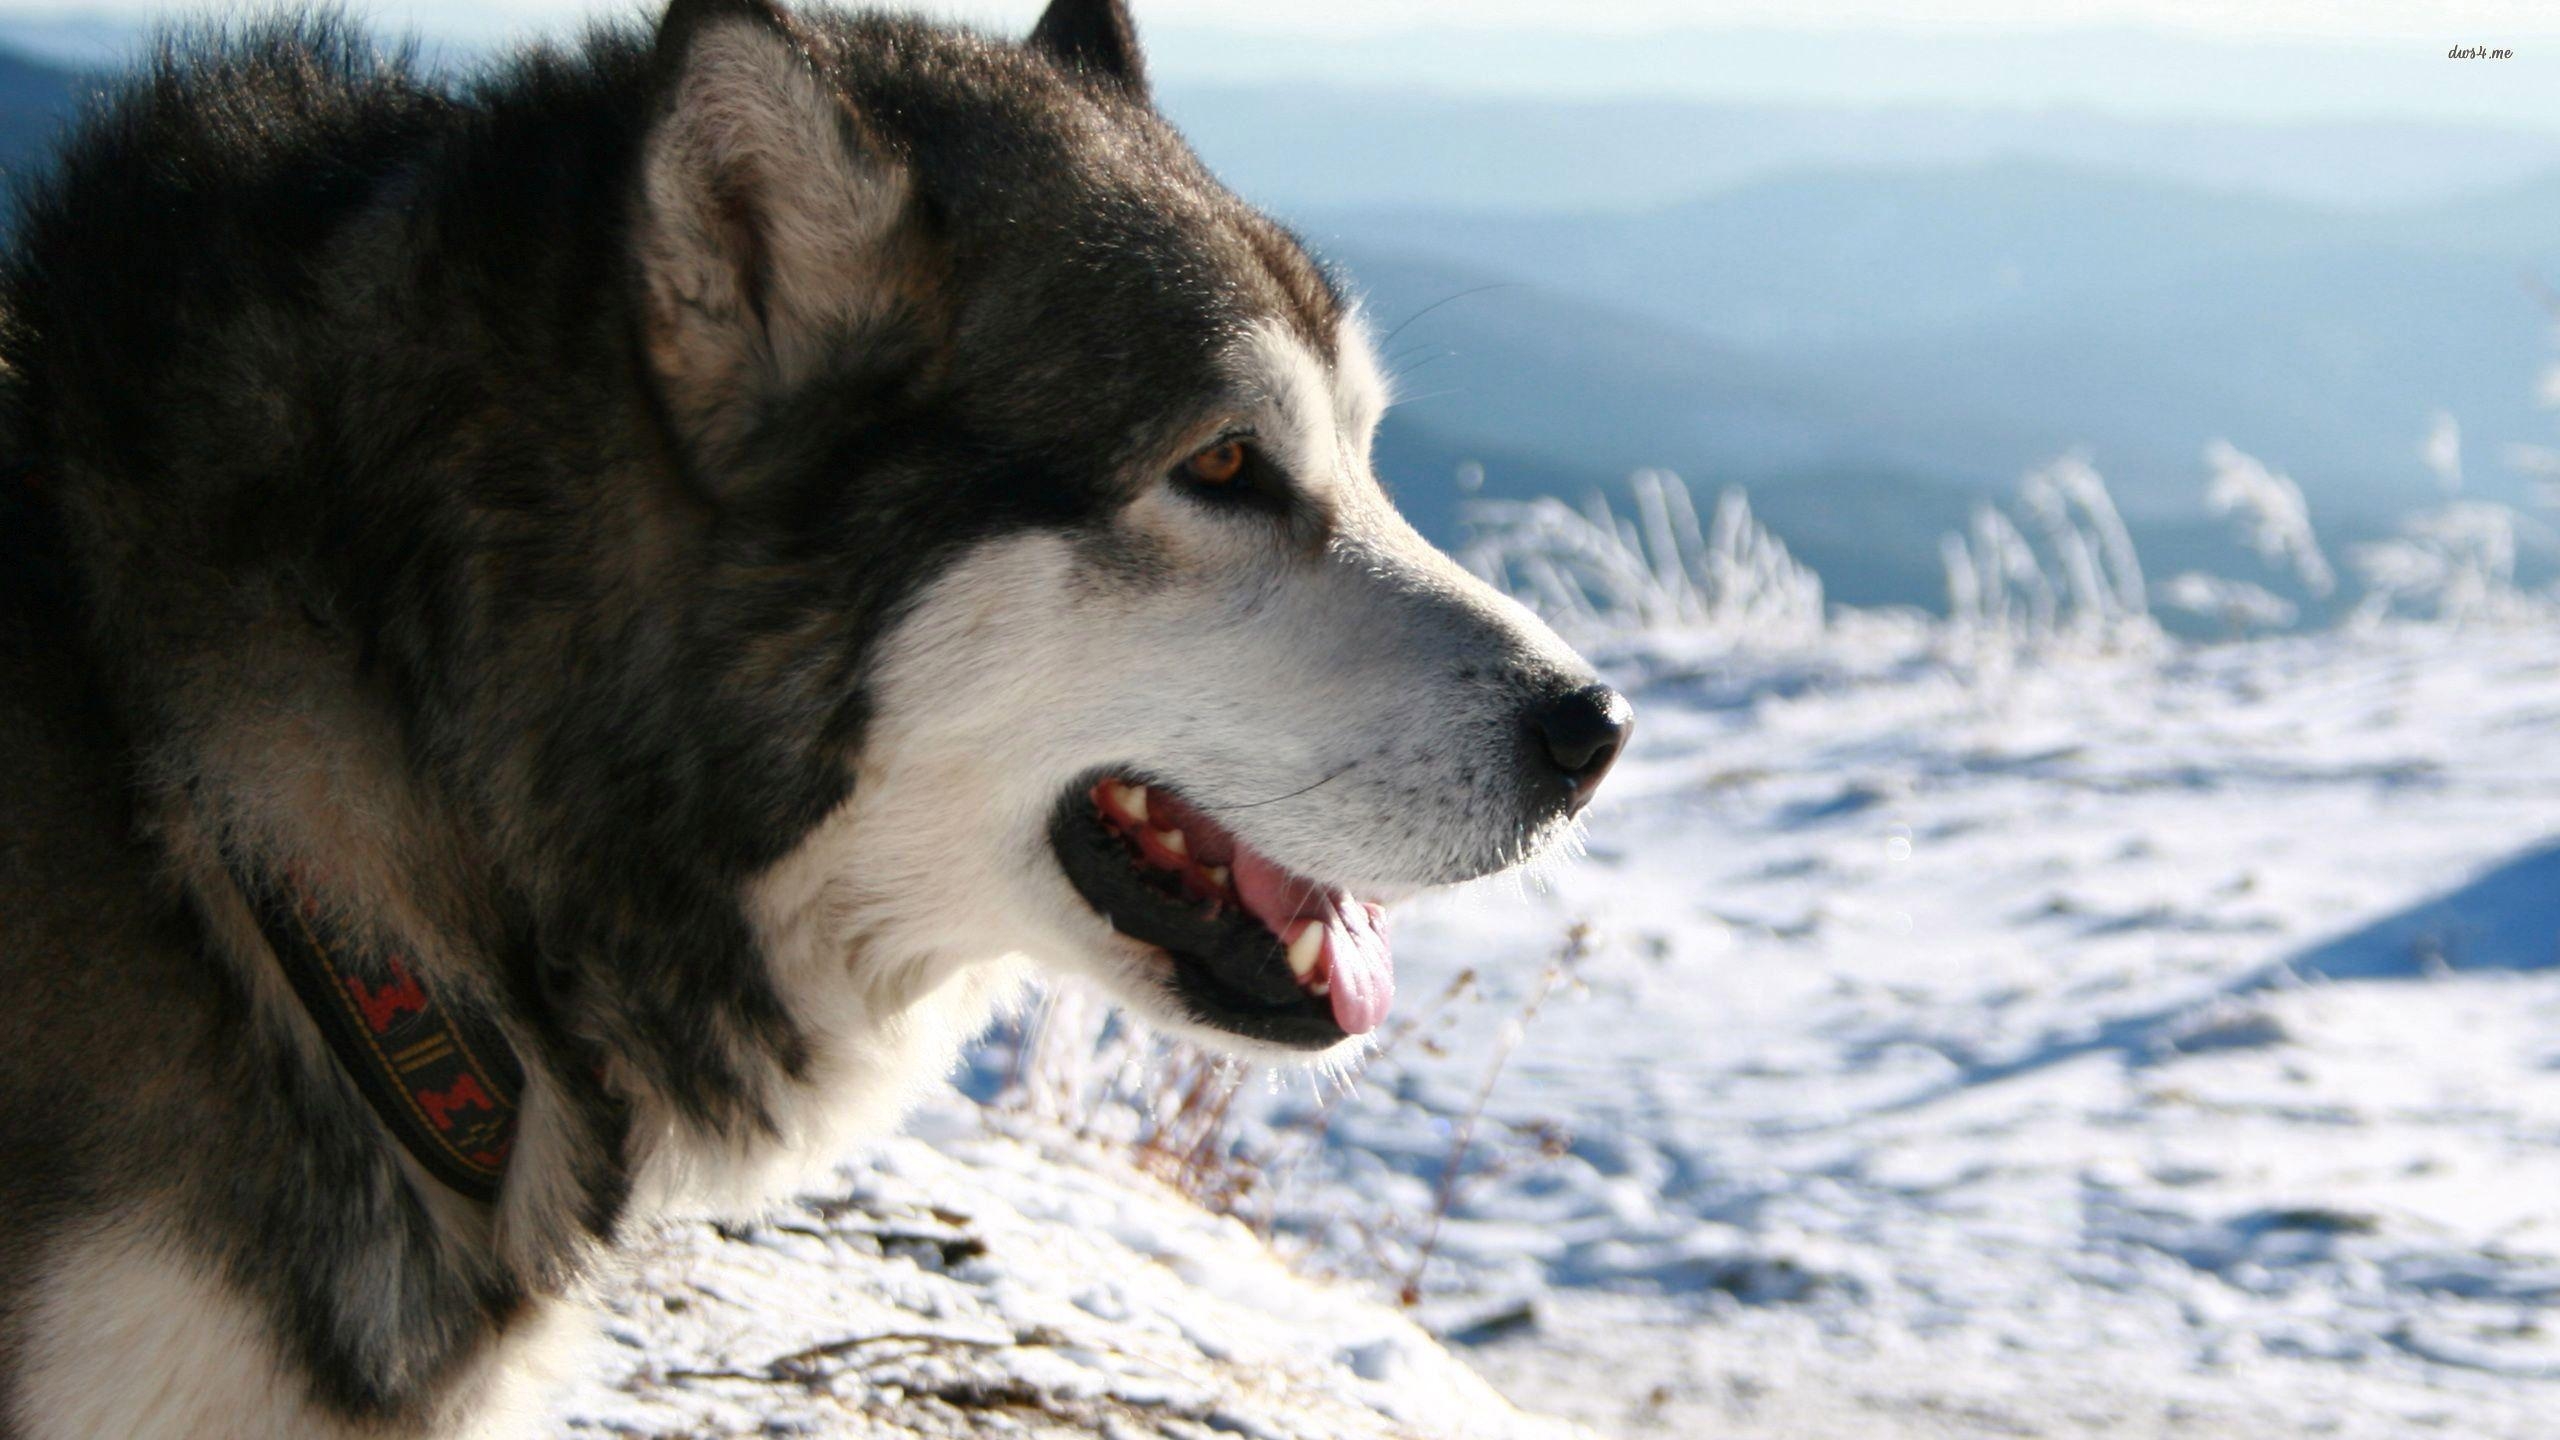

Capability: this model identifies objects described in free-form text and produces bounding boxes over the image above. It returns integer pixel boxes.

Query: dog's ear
[1028,0,1148,98]
[637,0,930,463]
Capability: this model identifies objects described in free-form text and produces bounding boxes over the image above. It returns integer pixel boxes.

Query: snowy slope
[557,617,2560,1440]
[1265,620,2560,1438]
[560,1102,1585,1439]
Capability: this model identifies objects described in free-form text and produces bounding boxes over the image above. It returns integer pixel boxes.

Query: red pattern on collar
[243,867,524,1203]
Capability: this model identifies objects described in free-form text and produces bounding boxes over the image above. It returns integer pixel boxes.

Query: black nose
[1526,683,1633,809]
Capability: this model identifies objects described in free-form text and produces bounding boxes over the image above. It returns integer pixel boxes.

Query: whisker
[1195,762,1357,815]
[1379,283,1518,350]
[1385,350,1452,386]
[1388,386,1465,409]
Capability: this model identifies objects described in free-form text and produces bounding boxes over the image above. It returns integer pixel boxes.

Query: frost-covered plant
[1942,451,2158,661]
[986,942,1585,1300]
[1943,504,2053,649]
[2022,451,2147,626]
[2348,410,2559,624]
[988,986,1283,1217]
[2349,500,2555,625]
[2159,572,2298,636]
[2203,440,2334,597]
[1457,468,1824,643]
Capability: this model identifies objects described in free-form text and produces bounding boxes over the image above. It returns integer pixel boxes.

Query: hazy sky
[10,0,2560,41]
[2,0,2556,130]
[940,0,2560,40]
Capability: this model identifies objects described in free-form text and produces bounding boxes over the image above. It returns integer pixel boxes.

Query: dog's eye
[1170,434,1288,515]
[1182,440,1249,486]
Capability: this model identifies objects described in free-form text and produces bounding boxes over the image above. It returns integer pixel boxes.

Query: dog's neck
[150,630,634,1284]
[227,852,529,1205]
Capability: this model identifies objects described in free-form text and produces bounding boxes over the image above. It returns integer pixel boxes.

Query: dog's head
[631,0,1628,1061]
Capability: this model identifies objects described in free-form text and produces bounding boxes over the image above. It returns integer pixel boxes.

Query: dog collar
[236,864,525,1203]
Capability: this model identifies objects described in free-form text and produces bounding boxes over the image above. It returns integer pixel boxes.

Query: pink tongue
[1231,849,1395,1036]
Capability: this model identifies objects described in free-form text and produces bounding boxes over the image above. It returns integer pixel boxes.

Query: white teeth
[1109,782,1149,824]
[1160,828,1187,857]
[1203,865,1230,890]
[1285,922,1323,980]
[1311,980,1330,996]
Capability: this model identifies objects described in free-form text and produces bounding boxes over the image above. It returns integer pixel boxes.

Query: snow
[562,615,2560,1439]
[561,1103,1583,1438]
[1257,619,2560,1438]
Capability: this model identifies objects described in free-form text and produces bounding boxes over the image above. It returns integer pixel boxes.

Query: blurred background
[15,3,2560,1437]
[9,1,2560,623]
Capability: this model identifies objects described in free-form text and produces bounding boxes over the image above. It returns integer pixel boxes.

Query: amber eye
[1182,439,1248,486]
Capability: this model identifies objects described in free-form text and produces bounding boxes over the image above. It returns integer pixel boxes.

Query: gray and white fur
[0,0,1627,1433]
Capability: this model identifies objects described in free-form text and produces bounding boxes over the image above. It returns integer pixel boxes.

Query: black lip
[1046,774,1346,1051]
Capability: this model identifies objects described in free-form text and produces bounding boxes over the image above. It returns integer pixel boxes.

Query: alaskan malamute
[0,0,1628,1432]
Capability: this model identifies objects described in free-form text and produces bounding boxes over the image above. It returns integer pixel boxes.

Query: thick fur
[0,1,1609,1435]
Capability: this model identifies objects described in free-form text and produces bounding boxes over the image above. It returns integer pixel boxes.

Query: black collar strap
[237,864,524,1202]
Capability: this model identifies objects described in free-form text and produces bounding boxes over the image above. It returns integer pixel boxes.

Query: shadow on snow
[1857,838,2560,1116]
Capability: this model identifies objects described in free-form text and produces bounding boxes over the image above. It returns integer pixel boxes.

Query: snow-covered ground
[563,1103,1583,1438]
[1265,619,2560,1438]
[562,616,2560,1439]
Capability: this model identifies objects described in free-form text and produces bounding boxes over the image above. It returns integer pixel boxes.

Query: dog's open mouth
[1048,775,1393,1049]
